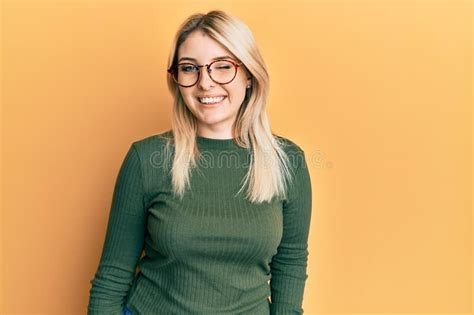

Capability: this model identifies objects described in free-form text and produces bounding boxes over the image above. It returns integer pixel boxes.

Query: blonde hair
[164,10,294,204]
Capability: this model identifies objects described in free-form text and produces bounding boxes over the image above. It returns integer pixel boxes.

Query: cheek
[231,86,247,101]
[179,90,195,105]
[229,81,248,99]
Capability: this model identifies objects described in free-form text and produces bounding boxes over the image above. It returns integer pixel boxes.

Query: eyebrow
[178,55,234,63]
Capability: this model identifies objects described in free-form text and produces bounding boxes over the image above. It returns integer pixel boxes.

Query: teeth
[199,96,225,104]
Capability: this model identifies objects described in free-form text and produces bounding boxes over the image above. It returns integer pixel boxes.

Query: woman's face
[177,30,251,138]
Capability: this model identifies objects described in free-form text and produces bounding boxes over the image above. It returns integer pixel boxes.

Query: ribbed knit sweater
[87,130,312,315]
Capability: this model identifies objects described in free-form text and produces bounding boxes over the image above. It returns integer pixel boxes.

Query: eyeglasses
[167,59,244,88]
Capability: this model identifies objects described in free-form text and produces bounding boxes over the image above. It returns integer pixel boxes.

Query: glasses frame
[167,59,244,88]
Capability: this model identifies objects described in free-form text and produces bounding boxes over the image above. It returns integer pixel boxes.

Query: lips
[197,95,227,99]
[198,96,227,107]
[197,95,227,105]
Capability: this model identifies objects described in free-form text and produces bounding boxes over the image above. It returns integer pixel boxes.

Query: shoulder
[131,129,173,152]
[273,133,308,174]
[118,130,173,195]
[273,133,305,155]
[125,130,174,174]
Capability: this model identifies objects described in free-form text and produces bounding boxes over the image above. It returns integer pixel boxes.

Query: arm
[270,150,313,314]
[87,144,147,315]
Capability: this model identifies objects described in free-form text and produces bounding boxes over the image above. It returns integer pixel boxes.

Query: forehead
[177,31,236,63]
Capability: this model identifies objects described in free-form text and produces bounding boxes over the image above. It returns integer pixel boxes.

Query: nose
[197,67,215,90]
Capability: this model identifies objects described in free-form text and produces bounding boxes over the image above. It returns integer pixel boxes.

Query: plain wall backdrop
[1,0,472,314]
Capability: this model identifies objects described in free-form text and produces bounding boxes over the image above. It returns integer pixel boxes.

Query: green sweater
[87,130,312,314]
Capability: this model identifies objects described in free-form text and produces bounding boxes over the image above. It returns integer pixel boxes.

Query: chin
[200,118,226,126]
[200,113,234,124]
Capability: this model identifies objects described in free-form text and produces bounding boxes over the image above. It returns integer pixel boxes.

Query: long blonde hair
[164,10,294,204]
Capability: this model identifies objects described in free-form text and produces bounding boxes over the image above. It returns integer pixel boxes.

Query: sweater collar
[196,135,247,150]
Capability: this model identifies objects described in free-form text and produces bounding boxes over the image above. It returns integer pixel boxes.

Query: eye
[212,61,233,71]
[178,64,198,73]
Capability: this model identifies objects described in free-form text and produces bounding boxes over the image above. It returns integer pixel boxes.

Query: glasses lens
[175,63,199,87]
[209,60,236,84]
[174,61,237,86]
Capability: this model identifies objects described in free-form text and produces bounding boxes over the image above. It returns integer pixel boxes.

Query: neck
[197,127,234,140]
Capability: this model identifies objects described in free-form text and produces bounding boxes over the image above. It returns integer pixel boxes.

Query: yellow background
[1,0,471,314]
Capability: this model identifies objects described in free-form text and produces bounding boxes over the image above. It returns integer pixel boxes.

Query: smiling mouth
[198,96,227,107]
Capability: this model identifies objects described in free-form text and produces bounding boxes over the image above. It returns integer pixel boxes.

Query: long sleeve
[269,150,313,314]
[87,144,147,315]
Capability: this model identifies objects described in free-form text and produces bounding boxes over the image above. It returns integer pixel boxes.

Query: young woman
[88,10,312,315]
